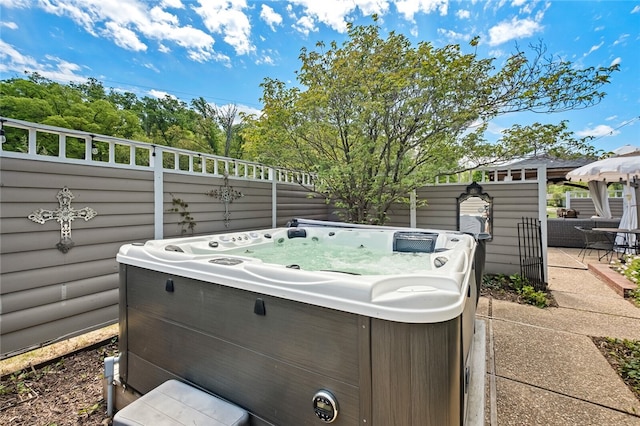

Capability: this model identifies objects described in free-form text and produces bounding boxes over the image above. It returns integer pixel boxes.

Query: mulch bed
[592,336,640,402]
[480,282,559,308]
[0,340,118,425]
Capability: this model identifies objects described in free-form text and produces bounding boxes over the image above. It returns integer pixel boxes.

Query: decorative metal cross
[206,173,244,227]
[28,187,98,253]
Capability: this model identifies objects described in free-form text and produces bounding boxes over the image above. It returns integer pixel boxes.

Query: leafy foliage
[482,273,551,308]
[596,337,640,398]
[614,254,640,285]
[242,21,617,224]
[0,72,229,157]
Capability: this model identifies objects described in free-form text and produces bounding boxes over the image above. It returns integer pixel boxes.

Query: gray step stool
[113,380,249,426]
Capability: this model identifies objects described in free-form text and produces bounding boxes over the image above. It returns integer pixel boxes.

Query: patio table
[592,228,640,256]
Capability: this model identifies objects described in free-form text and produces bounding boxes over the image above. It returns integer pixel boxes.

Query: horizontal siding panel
[0,202,153,220]
[164,185,272,200]
[569,198,624,218]
[163,172,270,185]
[0,213,153,236]
[280,213,329,224]
[1,241,126,274]
[0,187,153,204]
[1,157,152,179]
[165,208,272,224]
[1,274,117,314]
[278,207,329,218]
[1,225,154,255]
[1,288,118,335]
[164,218,275,239]
[0,306,118,358]
[1,170,152,192]
[0,259,119,294]
[163,198,274,216]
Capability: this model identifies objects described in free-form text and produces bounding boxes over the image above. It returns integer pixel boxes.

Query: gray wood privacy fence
[0,117,547,357]
[567,197,624,218]
[384,179,546,276]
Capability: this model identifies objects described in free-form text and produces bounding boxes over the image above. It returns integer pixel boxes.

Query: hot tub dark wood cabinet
[119,265,474,425]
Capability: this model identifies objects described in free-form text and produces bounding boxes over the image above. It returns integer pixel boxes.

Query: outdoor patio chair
[575,226,615,262]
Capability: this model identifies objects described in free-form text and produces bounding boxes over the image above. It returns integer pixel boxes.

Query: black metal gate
[517,217,546,291]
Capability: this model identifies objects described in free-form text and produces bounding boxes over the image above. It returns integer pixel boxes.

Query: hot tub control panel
[206,232,265,248]
[313,390,338,423]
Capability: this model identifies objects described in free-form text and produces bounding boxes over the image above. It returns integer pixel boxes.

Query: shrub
[482,273,550,308]
[518,285,549,308]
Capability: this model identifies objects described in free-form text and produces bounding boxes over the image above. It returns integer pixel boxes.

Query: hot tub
[116,219,483,425]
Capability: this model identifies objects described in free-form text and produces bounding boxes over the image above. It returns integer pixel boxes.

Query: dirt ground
[0,326,118,426]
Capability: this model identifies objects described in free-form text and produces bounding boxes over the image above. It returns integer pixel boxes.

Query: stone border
[589,263,636,297]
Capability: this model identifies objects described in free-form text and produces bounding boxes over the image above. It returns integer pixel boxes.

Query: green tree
[191,97,223,154]
[243,22,617,224]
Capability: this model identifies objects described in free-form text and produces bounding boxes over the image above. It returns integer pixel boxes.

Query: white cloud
[488,48,505,58]
[437,28,471,42]
[395,0,448,22]
[193,0,254,56]
[610,57,621,67]
[0,40,87,83]
[606,115,618,121]
[150,5,180,25]
[288,0,390,33]
[613,34,629,46]
[514,0,535,14]
[256,48,277,66]
[0,0,30,7]
[142,62,160,72]
[104,21,147,51]
[256,54,274,65]
[632,5,640,14]
[161,0,183,9]
[260,4,282,31]
[576,124,620,138]
[456,9,470,19]
[292,15,317,36]
[36,0,218,62]
[486,121,506,136]
[2,21,18,30]
[234,103,262,121]
[148,89,175,99]
[488,16,543,46]
[584,41,604,56]
[39,0,100,36]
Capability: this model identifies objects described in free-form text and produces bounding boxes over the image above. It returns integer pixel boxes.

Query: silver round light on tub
[312,390,338,423]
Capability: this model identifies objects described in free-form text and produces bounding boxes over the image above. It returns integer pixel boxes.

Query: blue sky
[0,0,638,154]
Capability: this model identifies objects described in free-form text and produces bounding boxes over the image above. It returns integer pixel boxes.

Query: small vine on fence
[166,193,196,235]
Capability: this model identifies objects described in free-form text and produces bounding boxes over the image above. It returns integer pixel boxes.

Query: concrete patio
[480,247,640,425]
